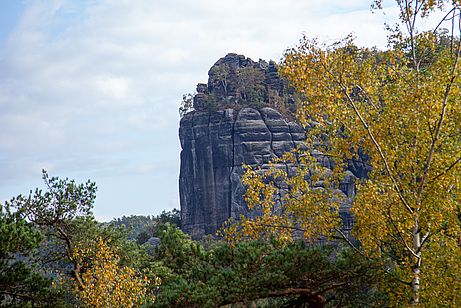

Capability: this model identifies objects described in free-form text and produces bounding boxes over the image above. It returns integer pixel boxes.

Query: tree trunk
[411,265,420,305]
[411,215,421,306]
[72,263,85,291]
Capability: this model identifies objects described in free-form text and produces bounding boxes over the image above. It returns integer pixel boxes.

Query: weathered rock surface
[179,53,370,239]
[179,107,368,238]
[180,107,303,238]
[191,53,292,112]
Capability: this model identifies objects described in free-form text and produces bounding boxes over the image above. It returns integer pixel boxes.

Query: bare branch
[418,231,431,252]
[387,208,420,259]
[333,227,366,257]
[384,268,413,286]
[318,56,414,214]
[343,88,414,214]
[418,30,461,199]
[433,7,457,35]
[429,155,461,183]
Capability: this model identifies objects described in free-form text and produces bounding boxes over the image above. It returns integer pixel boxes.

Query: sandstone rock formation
[179,54,370,239]
[180,107,303,238]
[191,53,293,113]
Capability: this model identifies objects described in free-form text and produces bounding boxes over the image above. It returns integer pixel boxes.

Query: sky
[0,0,414,221]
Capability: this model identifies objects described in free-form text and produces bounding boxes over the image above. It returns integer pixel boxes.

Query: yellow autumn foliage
[72,238,154,307]
[223,149,342,246]
[225,1,461,305]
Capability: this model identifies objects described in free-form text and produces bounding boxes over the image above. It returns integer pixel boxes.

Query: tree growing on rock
[236,66,266,106]
[209,64,230,98]
[179,93,194,117]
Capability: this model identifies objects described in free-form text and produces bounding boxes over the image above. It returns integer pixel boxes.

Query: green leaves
[154,226,384,307]
[2,171,153,307]
[0,204,63,306]
[0,205,43,257]
[7,170,97,227]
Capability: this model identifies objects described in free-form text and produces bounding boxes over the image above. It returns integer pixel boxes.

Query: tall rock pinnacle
[178,54,369,239]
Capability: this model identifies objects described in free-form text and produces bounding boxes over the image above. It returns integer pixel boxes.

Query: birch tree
[226,1,461,305]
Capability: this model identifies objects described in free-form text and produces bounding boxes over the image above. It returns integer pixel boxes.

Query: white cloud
[0,0,406,216]
[93,75,131,100]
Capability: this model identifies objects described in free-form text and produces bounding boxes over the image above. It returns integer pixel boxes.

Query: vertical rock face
[179,109,236,238]
[179,53,371,239]
[179,107,309,238]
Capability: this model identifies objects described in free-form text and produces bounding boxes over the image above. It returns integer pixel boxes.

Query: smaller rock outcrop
[188,53,295,114]
[193,83,209,110]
